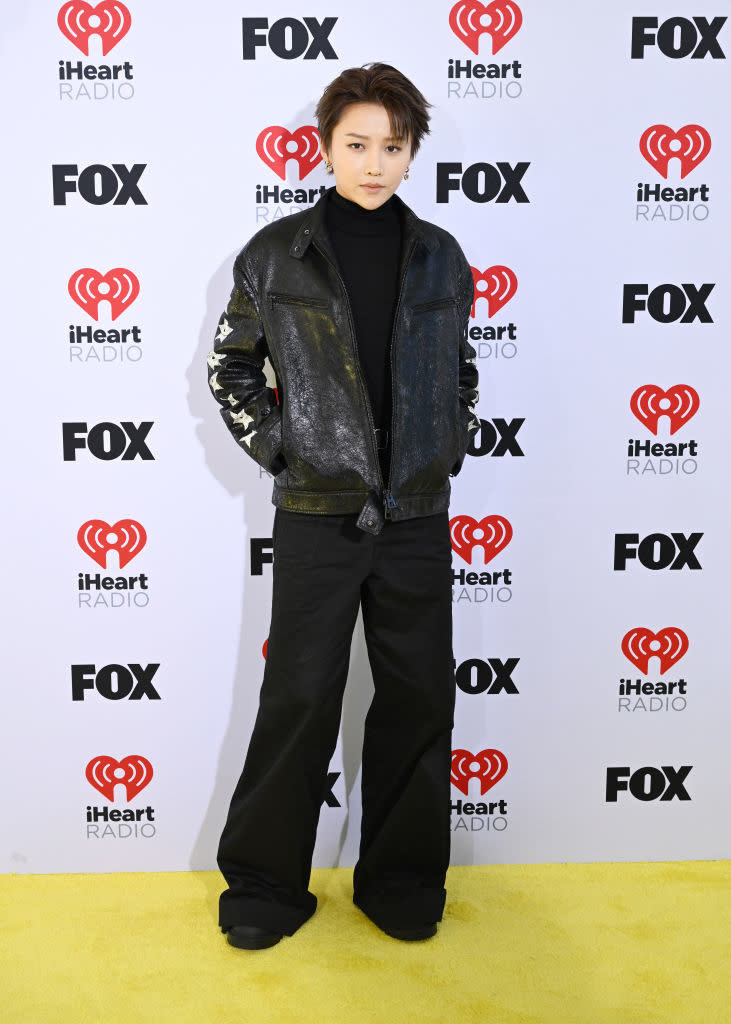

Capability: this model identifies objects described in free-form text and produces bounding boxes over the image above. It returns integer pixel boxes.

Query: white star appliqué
[238,433,252,448]
[209,372,223,393]
[215,317,233,343]
[207,350,226,370]
[231,408,255,430]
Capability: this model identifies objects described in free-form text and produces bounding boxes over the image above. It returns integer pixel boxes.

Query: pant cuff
[219,893,317,936]
[353,886,446,931]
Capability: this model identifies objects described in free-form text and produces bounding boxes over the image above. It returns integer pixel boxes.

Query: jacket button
[293,246,300,253]
[303,228,310,235]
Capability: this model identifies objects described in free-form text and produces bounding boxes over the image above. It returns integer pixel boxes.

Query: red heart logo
[450,514,513,565]
[256,126,322,181]
[77,519,147,569]
[451,748,508,795]
[639,124,711,180]
[449,0,523,55]
[621,627,689,675]
[630,385,700,436]
[471,265,518,319]
[85,755,153,801]
[68,268,140,321]
[58,1,132,56]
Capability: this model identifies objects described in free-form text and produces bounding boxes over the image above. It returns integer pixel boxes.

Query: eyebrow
[344,132,402,141]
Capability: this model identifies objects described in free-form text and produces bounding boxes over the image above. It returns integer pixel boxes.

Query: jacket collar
[288,186,439,260]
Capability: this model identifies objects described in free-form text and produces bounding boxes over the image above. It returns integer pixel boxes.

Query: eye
[348,142,364,150]
[386,145,402,153]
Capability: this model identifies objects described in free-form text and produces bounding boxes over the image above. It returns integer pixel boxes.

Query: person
[207,63,480,950]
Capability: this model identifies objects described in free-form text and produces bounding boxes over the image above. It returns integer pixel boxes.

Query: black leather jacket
[207,187,479,535]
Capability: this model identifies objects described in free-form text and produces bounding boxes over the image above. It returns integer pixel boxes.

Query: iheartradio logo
[471,265,517,319]
[68,268,140,321]
[451,748,508,795]
[58,1,132,56]
[256,126,321,181]
[86,755,153,801]
[630,385,699,436]
[77,518,146,568]
[622,627,689,675]
[449,0,522,55]
[450,514,512,565]
[639,125,711,179]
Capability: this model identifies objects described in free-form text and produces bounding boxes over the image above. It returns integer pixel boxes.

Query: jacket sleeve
[450,252,481,477]
[207,249,286,475]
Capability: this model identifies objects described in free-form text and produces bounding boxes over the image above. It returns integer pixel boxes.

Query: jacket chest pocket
[411,297,456,315]
[408,298,459,363]
[269,292,329,311]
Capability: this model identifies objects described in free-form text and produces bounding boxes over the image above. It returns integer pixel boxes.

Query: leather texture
[207,187,480,533]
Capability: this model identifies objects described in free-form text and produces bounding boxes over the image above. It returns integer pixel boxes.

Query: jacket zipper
[385,240,417,518]
[313,241,385,498]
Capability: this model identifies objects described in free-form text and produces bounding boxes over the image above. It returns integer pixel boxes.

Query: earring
[325,161,333,174]
[403,167,410,180]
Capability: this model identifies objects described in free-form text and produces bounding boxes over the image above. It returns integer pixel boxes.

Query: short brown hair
[315,63,432,158]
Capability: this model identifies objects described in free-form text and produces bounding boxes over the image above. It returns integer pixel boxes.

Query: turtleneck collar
[327,187,401,237]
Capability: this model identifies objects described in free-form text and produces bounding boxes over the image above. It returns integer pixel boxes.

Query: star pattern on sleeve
[207,350,226,370]
[215,317,233,343]
[209,372,223,393]
[230,408,255,430]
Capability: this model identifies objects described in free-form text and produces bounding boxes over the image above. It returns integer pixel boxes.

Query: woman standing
[208,63,480,949]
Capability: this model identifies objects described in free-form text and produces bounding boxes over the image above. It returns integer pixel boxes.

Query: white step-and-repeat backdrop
[2,1,729,873]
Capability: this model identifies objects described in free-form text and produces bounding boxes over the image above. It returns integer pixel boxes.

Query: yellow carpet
[1,863,728,1024]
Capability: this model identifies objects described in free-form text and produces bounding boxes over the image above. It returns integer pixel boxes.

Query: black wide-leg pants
[217,507,455,936]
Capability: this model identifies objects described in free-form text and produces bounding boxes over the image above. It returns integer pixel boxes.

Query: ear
[319,142,329,164]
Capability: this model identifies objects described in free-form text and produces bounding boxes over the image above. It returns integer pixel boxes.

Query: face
[320,102,412,210]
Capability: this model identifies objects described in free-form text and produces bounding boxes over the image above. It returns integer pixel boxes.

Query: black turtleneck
[325,188,403,447]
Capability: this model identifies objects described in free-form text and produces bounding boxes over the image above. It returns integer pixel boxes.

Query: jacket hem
[273,488,371,515]
[388,488,451,521]
[272,484,450,519]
